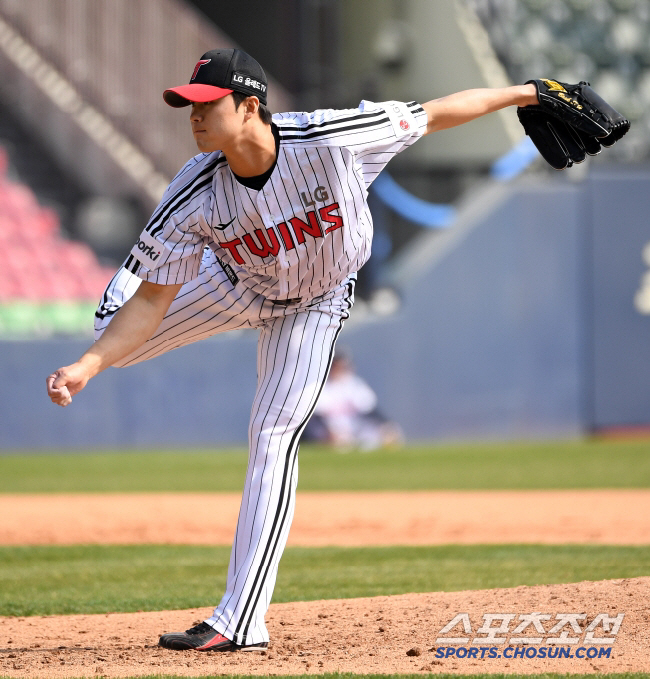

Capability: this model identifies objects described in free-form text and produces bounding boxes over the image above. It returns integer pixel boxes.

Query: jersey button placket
[258,188,292,292]
[255,190,273,241]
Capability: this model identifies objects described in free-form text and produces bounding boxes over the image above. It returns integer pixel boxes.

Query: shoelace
[185,622,214,635]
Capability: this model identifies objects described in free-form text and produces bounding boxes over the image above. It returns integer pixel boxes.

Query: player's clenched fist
[46,364,91,407]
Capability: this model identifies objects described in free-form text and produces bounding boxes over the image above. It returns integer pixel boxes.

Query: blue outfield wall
[342,179,585,441]
[2,333,259,449]
[2,166,649,449]
[588,169,650,428]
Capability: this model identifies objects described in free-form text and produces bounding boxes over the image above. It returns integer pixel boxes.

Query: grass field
[1,440,649,618]
[1,442,648,678]
[2,543,650,616]
[1,439,650,492]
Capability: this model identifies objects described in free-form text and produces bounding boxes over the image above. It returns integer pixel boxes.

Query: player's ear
[244,96,260,121]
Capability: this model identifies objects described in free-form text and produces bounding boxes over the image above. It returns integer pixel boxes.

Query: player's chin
[193,135,219,153]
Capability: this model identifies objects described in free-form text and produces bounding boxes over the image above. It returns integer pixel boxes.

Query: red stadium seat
[0,275,22,302]
[0,154,117,306]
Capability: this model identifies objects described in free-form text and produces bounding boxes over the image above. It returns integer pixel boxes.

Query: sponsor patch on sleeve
[130,230,163,269]
[382,100,416,139]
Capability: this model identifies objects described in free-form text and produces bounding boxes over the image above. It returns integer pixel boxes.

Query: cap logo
[191,59,211,81]
[231,72,267,93]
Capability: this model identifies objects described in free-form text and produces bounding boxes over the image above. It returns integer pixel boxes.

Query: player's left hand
[517,78,630,170]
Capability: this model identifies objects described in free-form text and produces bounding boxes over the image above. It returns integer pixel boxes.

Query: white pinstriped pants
[95,248,354,645]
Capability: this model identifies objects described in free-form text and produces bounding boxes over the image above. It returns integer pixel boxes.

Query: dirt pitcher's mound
[0,577,648,677]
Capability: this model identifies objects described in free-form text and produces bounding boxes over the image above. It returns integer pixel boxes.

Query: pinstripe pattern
[206,289,351,644]
[93,252,353,645]
[94,98,426,647]
[123,100,427,303]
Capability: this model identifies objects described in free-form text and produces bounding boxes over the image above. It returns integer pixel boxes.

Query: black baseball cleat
[159,622,268,652]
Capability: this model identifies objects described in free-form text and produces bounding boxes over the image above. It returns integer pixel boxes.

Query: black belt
[271,297,302,306]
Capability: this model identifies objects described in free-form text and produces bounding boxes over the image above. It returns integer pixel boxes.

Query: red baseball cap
[163,48,268,108]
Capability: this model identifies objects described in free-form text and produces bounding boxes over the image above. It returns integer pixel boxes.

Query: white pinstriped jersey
[125,99,427,301]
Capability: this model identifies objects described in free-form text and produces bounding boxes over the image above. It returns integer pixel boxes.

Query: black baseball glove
[517,79,630,170]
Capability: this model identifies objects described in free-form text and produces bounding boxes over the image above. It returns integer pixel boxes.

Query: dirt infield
[2,489,650,545]
[1,490,649,676]
[0,577,648,676]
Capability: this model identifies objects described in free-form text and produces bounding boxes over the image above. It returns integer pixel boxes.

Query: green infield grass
[0,439,649,492]
[1,544,649,617]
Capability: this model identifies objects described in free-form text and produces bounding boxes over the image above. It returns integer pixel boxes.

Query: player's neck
[222,121,276,178]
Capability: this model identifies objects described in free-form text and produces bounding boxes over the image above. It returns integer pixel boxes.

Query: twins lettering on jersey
[218,201,343,265]
[124,100,428,299]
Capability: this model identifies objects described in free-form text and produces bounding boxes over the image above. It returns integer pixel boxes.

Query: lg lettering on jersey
[300,185,329,208]
[220,202,343,264]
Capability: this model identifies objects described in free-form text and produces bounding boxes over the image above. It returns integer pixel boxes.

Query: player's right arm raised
[46,281,182,406]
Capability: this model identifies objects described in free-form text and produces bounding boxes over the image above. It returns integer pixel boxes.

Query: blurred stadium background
[1,0,650,448]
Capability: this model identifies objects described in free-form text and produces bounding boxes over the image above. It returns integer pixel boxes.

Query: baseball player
[47,48,540,651]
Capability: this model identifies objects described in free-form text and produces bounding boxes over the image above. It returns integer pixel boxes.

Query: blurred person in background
[303,352,403,451]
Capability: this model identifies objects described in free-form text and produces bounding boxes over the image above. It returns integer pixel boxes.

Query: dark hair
[231,91,272,125]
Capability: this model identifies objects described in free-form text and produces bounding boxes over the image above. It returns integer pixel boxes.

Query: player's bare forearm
[422,84,538,135]
[77,281,181,375]
[46,281,182,406]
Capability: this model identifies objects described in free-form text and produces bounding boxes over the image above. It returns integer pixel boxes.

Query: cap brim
[163,84,234,108]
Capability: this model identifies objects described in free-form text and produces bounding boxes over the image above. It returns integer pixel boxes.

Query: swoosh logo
[214,217,236,230]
